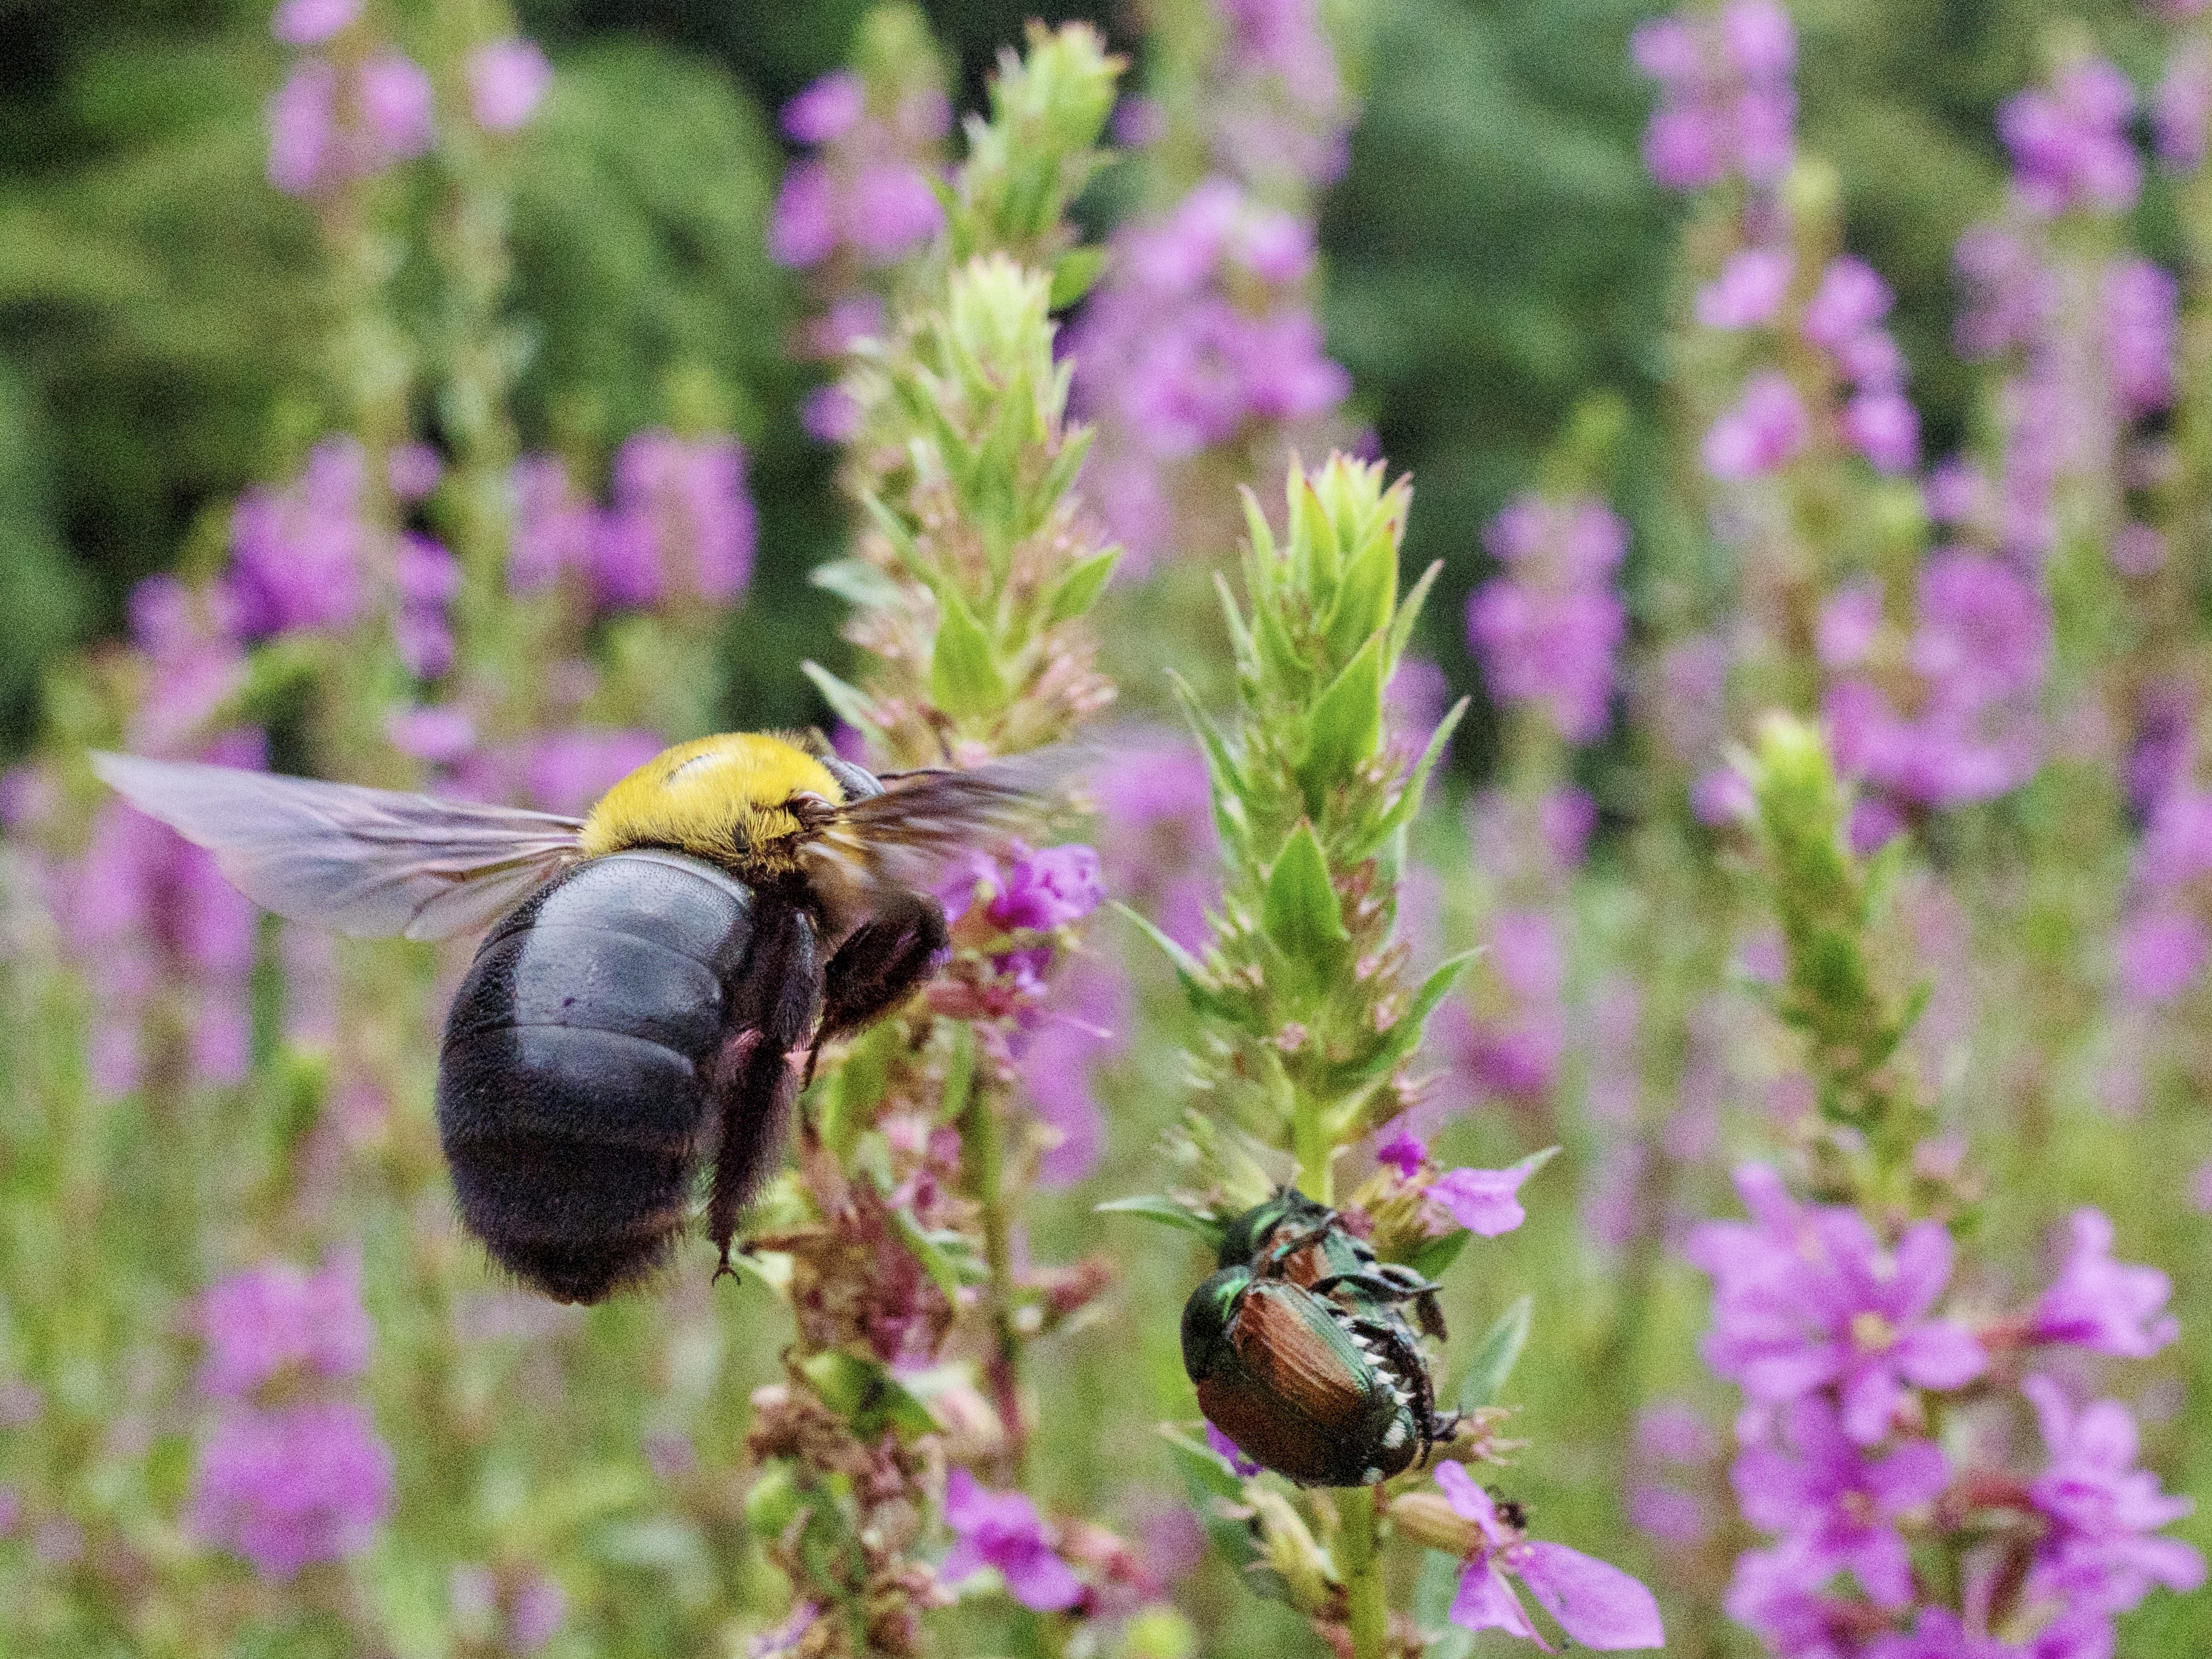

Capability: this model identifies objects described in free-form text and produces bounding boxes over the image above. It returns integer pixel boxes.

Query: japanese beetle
[1220,1189,1448,1341]
[1181,1263,1458,1487]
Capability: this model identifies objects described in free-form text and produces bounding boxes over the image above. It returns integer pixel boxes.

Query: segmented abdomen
[436,850,758,1303]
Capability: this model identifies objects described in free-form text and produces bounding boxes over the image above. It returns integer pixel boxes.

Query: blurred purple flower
[1467,494,1629,744]
[1863,1609,2017,1659]
[386,704,476,764]
[517,728,664,817]
[199,1247,374,1401]
[1703,371,1808,480]
[941,1469,1084,1611]
[2105,257,2179,418]
[468,39,554,134]
[2023,1374,2204,1618]
[2032,1209,2178,1357]
[1696,246,1793,329]
[271,0,359,45]
[189,1401,394,1580]
[991,844,1104,931]
[387,441,442,502]
[784,72,865,143]
[769,162,838,267]
[1999,58,2141,217]
[2115,906,2208,1005]
[510,1574,567,1652]
[1205,1421,1261,1476]
[1435,1461,1664,1650]
[1801,256,1894,351]
[1842,391,1919,474]
[267,58,339,195]
[848,164,945,263]
[2156,40,2212,172]
[359,52,436,161]
[228,439,371,637]
[1730,1396,1948,1608]
[1627,1483,1712,1547]
[1634,4,1795,191]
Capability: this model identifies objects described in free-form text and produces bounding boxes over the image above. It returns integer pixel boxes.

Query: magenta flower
[1428,1151,1549,1238]
[940,1469,1084,1611]
[1466,494,1629,743]
[989,844,1105,932]
[1842,390,1919,474]
[768,162,837,267]
[2031,1209,2178,1358]
[358,52,436,162]
[1689,1165,1987,1442]
[1997,58,2141,217]
[1863,1608,2018,1659]
[783,72,865,144]
[2115,906,2208,1005]
[1703,370,1808,480]
[1801,256,1894,351]
[1434,1462,1664,1651]
[189,1401,394,1580]
[267,59,339,195]
[1205,1421,1261,1477]
[387,441,442,502]
[1695,245,1794,329]
[2156,40,2212,172]
[2023,1375,2204,1618]
[1730,1397,1948,1607]
[1375,1124,1427,1180]
[467,39,554,134]
[271,0,359,45]
[199,1248,375,1401]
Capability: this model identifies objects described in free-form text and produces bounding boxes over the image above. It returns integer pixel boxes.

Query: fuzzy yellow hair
[578,733,844,872]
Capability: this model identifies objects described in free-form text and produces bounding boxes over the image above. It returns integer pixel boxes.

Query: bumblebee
[92,734,1064,1304]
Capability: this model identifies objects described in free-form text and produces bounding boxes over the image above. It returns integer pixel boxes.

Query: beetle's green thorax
[1180,1266,1251,1378]
[1215,1189,1335,1270]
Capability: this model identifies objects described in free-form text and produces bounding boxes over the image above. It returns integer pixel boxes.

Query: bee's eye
[787,792,837,834]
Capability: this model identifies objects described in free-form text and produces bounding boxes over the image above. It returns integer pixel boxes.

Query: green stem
[960,1068,1027,1484]
[1335,1485,1387,1659]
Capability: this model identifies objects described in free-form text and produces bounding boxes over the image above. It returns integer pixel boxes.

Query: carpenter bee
[92,734,1068,1304]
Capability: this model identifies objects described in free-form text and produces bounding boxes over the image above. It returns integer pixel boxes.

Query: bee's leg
[708,901,822,1277]
[808,891,948,1084]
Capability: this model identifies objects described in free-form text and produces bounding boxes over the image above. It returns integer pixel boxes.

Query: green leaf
[1323,526,1396,667]
[1169,672,1248,823]
[1289,468,1340,598]
[1262,820,1349,968]
[1383,698,1471,836]
[1095,1195,1228,1248]
[800,661,886,737]
[1401,1228,1472,1283]
[1413,1552,1477,1658]
[810,557,906,611]
[1297,631,1385,806]
[1387,560,1444,668]
[1456,1295,1533,1411]
[1048,244,1108,308]
[1114,903,1238,1021]
[887,1204,965,1306]
[859,491,928,580]
[1042,546,1121,625]
[927,588,1010,718]
[796,1351,939,1440]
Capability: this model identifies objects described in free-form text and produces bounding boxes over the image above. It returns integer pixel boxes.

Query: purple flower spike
[1801,256,1894,350]
[941,1469,1085,1611]
[468,39,554,134]
[1863,1608,2018,1659]
[199,1248,375,1401]
[189,1401,394,1580]
[2024,1374,2204,1617]
[2032,1209,2178,1358]
[1730,1396,1948,1607]
[1702,370,1808,480]
[1428,1151,1550,1238]
[1695,246,1794,330]
[1436,1462,1664,1651]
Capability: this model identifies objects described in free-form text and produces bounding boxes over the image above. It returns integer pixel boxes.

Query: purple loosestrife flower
[768,73,947,272]
[1863,1609,2018,1659]
[387,441,442,502]
[1427,1153,1547,1238]
[2115,905,2209,1004]
[189,1401,394,1579]
[1697,246,1794,329]
[1433,1462,1664,1651]
[941,1469,1085,1611]
[467,39,554,134]
[2156,39,2212,172]
[1998,59,2141,218]
[987,844,1105,931]
[1375,1124,1426,1180]
[227,439,371,637]
[600,432,758,606]
[199,1248,374,1400]
[2022,1374,2204,1619]
[359,52,435,160]
[268,60,339,193]
[1466,494,1629,743]
[1690,1165,1987,1443]
[1205,1421,1261,1476]
[2029,1209,2178,1357]
[2104,257,2179,418]
[1632,3,1796,191]
[271,0,358,45]
[1016,955,1127,1186]
[1730,1396,1948,1608]
[1703,370,1809,480]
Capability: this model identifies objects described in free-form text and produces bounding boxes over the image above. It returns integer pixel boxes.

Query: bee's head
[578,733,853,862]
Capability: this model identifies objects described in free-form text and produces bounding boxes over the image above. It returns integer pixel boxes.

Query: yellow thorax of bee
[578,733,846,873]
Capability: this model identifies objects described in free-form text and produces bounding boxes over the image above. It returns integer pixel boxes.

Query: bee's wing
[90,752,586,941]
[802,748,1088,908]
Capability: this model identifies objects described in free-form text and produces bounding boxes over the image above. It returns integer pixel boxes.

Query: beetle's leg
[1255,1215,1346,1277]
[1308,1269,1441,1303]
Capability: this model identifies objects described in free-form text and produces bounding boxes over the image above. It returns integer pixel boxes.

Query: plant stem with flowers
[739,25,1145,1658]
[1124,453,1661,1658]
[1695,713,2202,1656]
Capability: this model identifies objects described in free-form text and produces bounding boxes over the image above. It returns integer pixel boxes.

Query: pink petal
[1004,1544,1085,1612]
[1893,1319,1987,1391]
[1450,1558,1543,1644]
[1434,1459,1509,1544]
[1518,1542,1666,1649]
[1430,1152,1547,1237]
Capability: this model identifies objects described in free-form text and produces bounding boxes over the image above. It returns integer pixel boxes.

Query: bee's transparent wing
[805,747,1089,901]
[90,752,586,941]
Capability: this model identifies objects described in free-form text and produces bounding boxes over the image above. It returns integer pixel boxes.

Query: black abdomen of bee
[435,849,819,1304]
